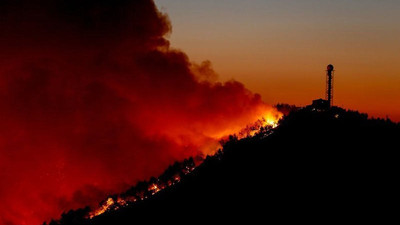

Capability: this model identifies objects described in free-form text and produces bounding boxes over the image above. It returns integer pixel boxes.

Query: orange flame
[89,198,115,219]
[86,109,281,219]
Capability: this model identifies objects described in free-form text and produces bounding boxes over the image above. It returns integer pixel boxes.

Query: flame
[261,112,280,129]
[89,198,115,219]
[86,110,282,220]
[148,183,161,195]
[236,110,282,139]
[86,163,196,219]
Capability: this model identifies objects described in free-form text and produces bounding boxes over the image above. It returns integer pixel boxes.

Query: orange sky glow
[156,0,400,121]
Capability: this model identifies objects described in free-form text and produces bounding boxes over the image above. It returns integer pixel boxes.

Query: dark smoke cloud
[0,1,279,224]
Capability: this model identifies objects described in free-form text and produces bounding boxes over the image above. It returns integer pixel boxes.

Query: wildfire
[236,111,282,139]
[89,198,115,219]
[86,109,282,220]
[86,171,191,219]
[261,110,282,128]
[262,116,279,128]
[149,183,161,195]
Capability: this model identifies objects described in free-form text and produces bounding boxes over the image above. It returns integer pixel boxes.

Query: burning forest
[0,1,281,224]
[41,105,400,225]
[41,118,281,225]
[87,157,197,219]
[85,119,279,221]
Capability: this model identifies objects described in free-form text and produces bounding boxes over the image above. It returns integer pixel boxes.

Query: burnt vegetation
[46,106,399,225]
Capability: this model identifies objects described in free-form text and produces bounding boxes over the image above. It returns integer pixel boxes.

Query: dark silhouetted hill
[47,106,399,225]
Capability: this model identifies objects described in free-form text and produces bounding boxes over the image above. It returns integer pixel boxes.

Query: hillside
[47,106,399,224]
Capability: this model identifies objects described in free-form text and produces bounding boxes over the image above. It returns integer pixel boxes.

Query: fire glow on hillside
[0,1,281,224]
[87,112,281,219]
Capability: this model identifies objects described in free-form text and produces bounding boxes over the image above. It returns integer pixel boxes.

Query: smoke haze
[0,1,279,224]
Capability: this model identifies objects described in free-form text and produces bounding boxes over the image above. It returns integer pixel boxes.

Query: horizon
[0,1,398,225]
[155,0,400,121]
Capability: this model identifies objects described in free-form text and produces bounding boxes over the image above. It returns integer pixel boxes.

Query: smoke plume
[0,1,279,224]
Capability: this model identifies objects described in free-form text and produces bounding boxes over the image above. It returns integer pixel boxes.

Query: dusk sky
[0,1,281,224]
[0,2,398,225]
[155,0,400,120]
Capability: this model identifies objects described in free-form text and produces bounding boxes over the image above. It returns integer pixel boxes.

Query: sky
[155,0,400,121]
[0,1,281,224]
[0,2,397,224]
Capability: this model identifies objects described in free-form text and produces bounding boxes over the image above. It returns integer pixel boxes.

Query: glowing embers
[87,162,195,219]
[86,111,282,220]
[262,115,279,129]
[89,198,115,219]
[237,112,281,138]
[148,183,164,195]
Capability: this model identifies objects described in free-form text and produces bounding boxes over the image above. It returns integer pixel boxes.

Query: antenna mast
[326,64,334,107]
